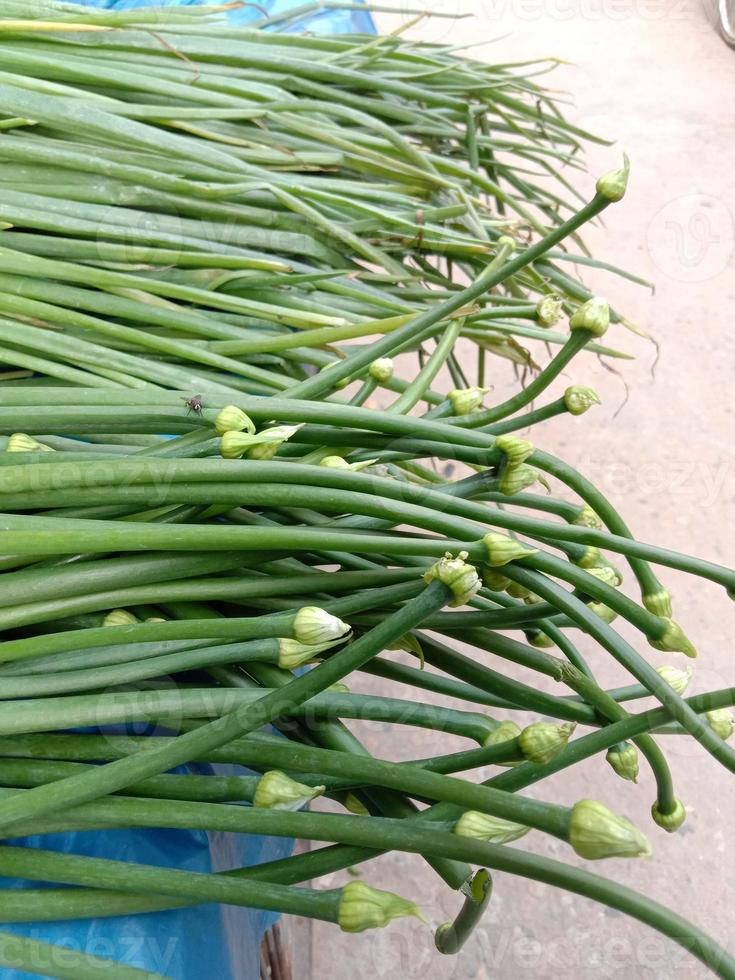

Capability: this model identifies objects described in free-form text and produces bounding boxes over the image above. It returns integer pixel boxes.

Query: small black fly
[183,394,204,416]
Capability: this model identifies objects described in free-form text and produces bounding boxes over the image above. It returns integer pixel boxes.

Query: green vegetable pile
[0,3,732,978]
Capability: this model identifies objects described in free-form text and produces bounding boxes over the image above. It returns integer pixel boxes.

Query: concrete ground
[299,3,735,978]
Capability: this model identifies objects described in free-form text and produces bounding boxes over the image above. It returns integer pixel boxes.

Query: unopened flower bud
[596,153,630,202]
[496,435,534,467]
[448,386,492,416]
[338,881,424,933]
[454,810,529,843]
[570,799,651,859]
[570,296,609,338]
[387,633,423,663]
[214,405,256,436]
[506,581,532,600]
[482,568,511,592]
[571,505,603,528]
[583,565,621,589]
[500,463,549,496]
[643,589,673,619]
[343,792,369,816]
[606,743,639,783]
[484,532,537,567]
[293,606,350,645]
[656,664,693,696]
[706,708,734,741]
[246,425,303,461]
[587,601,618,623]
[527,631,555,649]
[319,455,376,472]
[423,551,481,607]
[519,722,576,764]
[483,720,524,766]
[7,433,53,453]
[103,609,138,627]
[536,294,563,327]
[278,635,349,670]
[368,357,394,384]
[564,385,600,416]
[648,619,697,659]
[651,799,686,833]
[254,771,325,811]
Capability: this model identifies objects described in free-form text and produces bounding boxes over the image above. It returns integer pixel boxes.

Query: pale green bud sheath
[563,385,601,416]
[706,709,735,741]
[278,636,350,671]
[319,455,377,472]
[423,551,481,607]
[648,619,697,659]
[536,294,563,327]
[7,433,53,453]
[596,153,630,202]
[454,811,530,844]
[448,386,492,416]
[102,609,138,627]
[571,504,603,528]
[606,743,640,783]
[482,568,512,593]
[338,880,424,933]
[569,800,651,860]
[643,589,674,619]
[651,799,686,833]
[500,463,548,496]
[253,771,325,811]
[368,357,394,384]
[483,720,524,766]
[519,722,576,764]
[495,435,534,466]
[293,606,350,645]
[569,296,610,338]
[484,532,538,567]
[214,405,256,436]
[656,665,693,696]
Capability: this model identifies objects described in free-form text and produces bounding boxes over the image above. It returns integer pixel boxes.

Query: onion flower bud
[596,153,630,202]
[505,581,532,600]
[527,631,555,649]
[254,771,325,811]
[643,589,673,619]
[293,606,350,645]
[571,504,603,528]
[706,708,734,741]
[482,568,512,592]
[214,405,256,436]
[606,743,639,783]
[220,425,302,460]
[423,551,481,607]
[500,463,549,496]
[483,720,524,766]
[7,433,53,453]
[656,664,693,696]
[518,722,576,764]
[587,601,618,624]
[648,619,697,659]
[583,565,621,589]
[570,799,651,859]
[536,294,563,327]
[495,435,534,467]
[569,296,610,337]
[651,799,686,833]
[563,385,601,416]
[338,881,424,933]
[454,810,530,844]
[484,532,537,567]
[343,792,369,816]
[278,635,350,671]
[368,357,394,384]
[448,386,492,416]
[103,609,138,627]
[319,455,376,472]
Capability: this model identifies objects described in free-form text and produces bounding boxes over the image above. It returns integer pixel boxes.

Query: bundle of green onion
[0,3,732,979]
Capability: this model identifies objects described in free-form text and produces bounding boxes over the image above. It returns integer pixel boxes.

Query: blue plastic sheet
[1,3,375,975]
